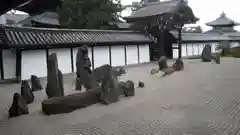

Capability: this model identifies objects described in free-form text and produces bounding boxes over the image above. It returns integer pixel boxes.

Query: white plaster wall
[93,46,110,68]
[2,50,16,79]
[139,44,150,63]
[49,48,72,74]
[73,47,93,71]
[21,50,47,80]
[111,46,125,66]
[126,45,138,65]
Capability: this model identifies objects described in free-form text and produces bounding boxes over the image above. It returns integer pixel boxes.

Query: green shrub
[232,47,240,58]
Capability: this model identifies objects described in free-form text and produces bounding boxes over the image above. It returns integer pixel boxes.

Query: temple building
[170,12,240,58]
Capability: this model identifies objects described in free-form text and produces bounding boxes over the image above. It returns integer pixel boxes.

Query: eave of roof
[123,0,199,24]
[0,0,32,15]
[170,31,232,42]
[0,25,154,49]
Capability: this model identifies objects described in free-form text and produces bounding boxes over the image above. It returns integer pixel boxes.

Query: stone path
[1,58,240,134]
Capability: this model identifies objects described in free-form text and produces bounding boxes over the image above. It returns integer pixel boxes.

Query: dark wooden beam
[178,28,182,59]
[124,45,127,65]
[109,46,112,66]
[70,48,74,72]
[137,45,140,63]
[0,49,4,80]
[16,49,22,82]
[46,48,49,61]
[91,46,95,70]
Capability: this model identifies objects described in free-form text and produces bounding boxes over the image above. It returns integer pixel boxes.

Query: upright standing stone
[9,93,29,118]
[158,56,168,70]
[201,44,212,62]
[45,53,64,98]
[124,80,135,97]
[31,75,43,91]
[21,80,34,104]
[75,45,96,90]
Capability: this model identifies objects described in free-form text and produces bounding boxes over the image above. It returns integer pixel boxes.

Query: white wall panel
[187,44,193,56]
[73,47,92,71]
[111,46,125,66]
[49,48,72,74]
[2,50,16,79]
[93,46,110,68]
[126,45,138,65]
[181,44,187,57]
[21,50,47,80]
[193,44,199,56]
[139,44,150,63]
[173,49,178,59]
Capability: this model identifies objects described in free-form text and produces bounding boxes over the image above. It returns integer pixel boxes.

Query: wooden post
[16,49,22,83]
[0,48,4,80]
[178,27,182,59]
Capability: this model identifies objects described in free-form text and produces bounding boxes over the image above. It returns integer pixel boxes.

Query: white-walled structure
[19,45,150,80]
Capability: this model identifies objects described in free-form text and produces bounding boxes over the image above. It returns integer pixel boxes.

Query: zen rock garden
[7,43,221,118]
[7,45,140,117]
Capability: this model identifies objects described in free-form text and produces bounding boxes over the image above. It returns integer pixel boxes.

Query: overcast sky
[121,0,240,31]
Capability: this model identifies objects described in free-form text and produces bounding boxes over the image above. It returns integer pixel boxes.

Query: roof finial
[221,11,226,17]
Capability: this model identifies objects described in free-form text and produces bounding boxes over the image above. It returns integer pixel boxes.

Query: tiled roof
[206,12,240,26]
[0,25,154,48]
[124,0,198,24]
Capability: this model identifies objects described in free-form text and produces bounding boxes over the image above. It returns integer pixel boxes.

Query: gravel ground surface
[1,58,240,135]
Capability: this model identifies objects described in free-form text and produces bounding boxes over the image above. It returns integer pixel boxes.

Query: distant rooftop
[124,0,198,24]
[206,12,240,27]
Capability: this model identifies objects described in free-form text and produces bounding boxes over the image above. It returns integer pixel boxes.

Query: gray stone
[76,45,96,90]
[124,80,135,97]
[45,53,64,98]
[9,93,29,118]
[21,80,34,104]
[138,81,145,88]
[172,59,184,71]
[31,75,42,91]
[112,66,126,77]
[158,56,168,70]
[162,67,175,76]
[201,44,212,62]
[42,87,101,115]
[95,64,120,105]
[75,78,82,91]
[118,81,126,95]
